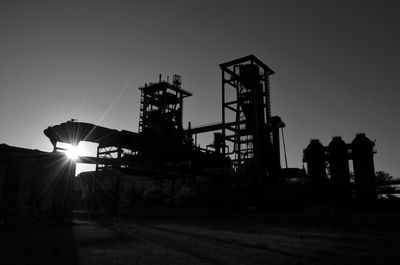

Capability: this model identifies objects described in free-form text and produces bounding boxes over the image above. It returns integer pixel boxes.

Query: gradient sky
[0,0,399,178]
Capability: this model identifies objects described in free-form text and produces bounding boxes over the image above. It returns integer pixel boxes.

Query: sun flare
[64,144,85,160]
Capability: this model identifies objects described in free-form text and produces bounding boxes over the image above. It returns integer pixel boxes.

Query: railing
[185,121,223,131]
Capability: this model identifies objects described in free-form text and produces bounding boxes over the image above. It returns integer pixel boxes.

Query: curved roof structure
[43,121,141,149]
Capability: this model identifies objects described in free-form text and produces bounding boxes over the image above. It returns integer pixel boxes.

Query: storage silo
[351,133,376,201]
[327,136,351,202]
[303,139,327,201]
[239,64,261,89]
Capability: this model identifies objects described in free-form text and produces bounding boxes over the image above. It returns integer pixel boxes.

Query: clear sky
[0,0,399,178]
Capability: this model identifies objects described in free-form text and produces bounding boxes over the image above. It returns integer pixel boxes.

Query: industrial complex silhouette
[0,55,387,224]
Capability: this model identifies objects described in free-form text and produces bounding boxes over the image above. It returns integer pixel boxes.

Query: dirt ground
[1,207,400,265]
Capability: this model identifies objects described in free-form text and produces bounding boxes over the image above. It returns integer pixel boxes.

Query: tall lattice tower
[138,75,192,134]
[220,55,275,177]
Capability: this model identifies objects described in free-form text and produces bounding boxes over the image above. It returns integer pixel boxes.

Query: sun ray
[83,78,133,142]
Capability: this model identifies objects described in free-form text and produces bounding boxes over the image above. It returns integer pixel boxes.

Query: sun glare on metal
[64,145,81,160]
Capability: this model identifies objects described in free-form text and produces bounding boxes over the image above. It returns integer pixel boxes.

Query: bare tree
[375,171,396,198]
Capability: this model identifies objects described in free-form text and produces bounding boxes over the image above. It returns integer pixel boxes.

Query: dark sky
[1,0,399,178]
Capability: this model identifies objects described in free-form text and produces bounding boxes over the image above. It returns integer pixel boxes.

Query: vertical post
[96,145,100,172]
[281,128,288,168]
[221,70,226,155]
[52,141,57,152]
[264,73,271,124]
[235,82,241,165]
[115,147,123,212]
[271,117,281,181]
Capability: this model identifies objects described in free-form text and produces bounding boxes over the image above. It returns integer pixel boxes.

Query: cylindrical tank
[351,133,376,201]
[303,139,327,200]
[239,64,260,88]
[270,116,284,180]
[327,136,350,202]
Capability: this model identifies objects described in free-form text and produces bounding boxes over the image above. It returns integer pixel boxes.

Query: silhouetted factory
[303,134,376,203]
[0,55,382,224]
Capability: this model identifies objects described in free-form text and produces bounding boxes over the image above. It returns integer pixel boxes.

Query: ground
[1,207,400,265]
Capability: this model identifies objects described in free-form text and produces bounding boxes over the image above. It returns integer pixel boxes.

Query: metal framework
[41,56,282,209]
[220,55,275,171]
[138,75,192,134]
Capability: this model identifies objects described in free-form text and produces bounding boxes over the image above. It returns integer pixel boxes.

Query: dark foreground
[1,207,400,265]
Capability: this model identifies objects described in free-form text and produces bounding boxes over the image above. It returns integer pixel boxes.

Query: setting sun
[64,146,80,160]
[63,144,87,160]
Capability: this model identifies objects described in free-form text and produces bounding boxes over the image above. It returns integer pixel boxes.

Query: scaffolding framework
[138,75,192,134]
[220,55,275,171]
